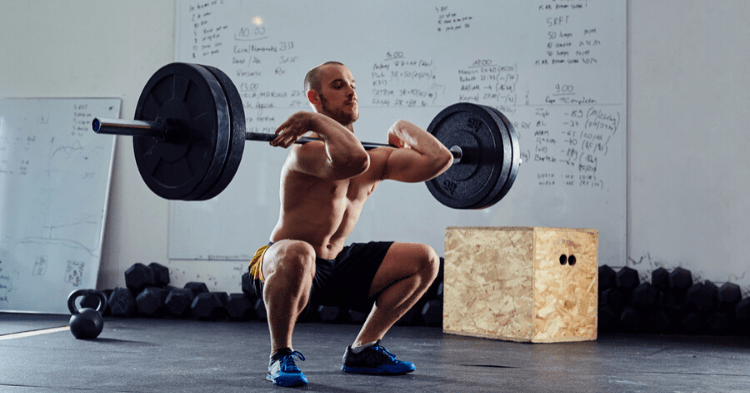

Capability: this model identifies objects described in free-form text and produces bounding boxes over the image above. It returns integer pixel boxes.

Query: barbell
[92,62,520,209]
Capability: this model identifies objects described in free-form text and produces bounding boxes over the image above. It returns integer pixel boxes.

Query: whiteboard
[0,98,120,314]
[170,0,626,264]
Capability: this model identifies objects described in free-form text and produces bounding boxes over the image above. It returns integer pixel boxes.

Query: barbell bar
[90,62,520,208]
[92,118,464,161]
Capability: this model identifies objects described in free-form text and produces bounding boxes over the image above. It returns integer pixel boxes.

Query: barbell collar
[92,118,166,139]
[449,146,463,164]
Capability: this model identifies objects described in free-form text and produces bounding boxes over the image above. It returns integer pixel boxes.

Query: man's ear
[307,90,318,105]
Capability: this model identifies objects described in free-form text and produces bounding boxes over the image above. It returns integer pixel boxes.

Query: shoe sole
[341,364,416,375]
[266,373,309,387]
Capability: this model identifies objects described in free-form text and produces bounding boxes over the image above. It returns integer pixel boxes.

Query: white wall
[628,1,750,293]
[2,1,749,295]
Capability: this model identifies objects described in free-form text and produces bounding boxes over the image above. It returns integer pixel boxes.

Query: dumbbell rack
[93,261,750,335]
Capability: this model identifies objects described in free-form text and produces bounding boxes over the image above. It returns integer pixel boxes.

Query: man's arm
[273,111,370,180]
[381,120,453,183]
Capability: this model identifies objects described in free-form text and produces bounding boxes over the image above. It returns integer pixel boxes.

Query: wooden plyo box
[443,227,598,343]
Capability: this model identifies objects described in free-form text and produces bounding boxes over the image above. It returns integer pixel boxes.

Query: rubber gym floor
[0,313,748,392]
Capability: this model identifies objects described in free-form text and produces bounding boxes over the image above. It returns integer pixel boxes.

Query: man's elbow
[432,146,454,177]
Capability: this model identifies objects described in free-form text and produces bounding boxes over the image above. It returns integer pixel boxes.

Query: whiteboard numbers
[279,41,294,51]
[385,51,405,60]
[236,26,266,39]
[555,84,575,94]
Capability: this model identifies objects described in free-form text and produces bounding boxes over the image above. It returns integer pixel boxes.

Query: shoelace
[280,351,306,372]
[371,345,397,361]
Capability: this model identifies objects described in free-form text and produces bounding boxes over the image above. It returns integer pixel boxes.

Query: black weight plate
[180,65,233,201]
[133,63,230,200]
[480,106,521,208]
[193,65,246,201]
[467,105,511,209]
[425,103,504,209]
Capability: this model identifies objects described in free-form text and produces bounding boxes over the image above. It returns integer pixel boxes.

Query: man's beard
[320,94,359,126]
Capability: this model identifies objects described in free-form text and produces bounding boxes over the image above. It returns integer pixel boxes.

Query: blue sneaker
[341,340,416,375]
[266,349,308,387]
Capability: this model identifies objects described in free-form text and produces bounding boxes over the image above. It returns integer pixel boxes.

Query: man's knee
[267,241,316,281]
[414,244,440,280]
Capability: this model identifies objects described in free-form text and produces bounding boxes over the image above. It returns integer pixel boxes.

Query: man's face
[313,64,359,127]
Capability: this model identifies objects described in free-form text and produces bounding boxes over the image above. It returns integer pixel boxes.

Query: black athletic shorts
[250,241,394,313]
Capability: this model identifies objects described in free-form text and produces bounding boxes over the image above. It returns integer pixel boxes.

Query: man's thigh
[368,242,437,298]
[317,241,393,312]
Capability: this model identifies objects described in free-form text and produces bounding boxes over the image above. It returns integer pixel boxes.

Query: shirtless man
[247,61,453,387]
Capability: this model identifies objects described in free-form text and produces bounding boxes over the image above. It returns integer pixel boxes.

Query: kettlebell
[67,289,108,339]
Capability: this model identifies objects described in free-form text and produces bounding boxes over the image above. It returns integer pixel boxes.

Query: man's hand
[272,111,315,148]
[275,111,370,180]
[386,120,415,150]
[387,133,411,150]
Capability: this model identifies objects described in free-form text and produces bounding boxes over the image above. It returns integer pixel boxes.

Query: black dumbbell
[421,300,443,327]
[348,309,368,324]
[317,305,349,324]
[226,293,255,321]
[125,262,171,294]
[600,288,627,310]
[108,287,137,317]
[706,312,730,335]
[661,289,689,323]
[191,292,228,320]
[686,281,718,315]
[136,287,169,317]
[100,289,114,316]
[423,258,444,301]
[253,298,267,321]
[616,266,640,292]
[165,288,195,318]
[396,306,419,326]
[184,281,209,296]
[735,298,750,327]
[631,282,660,311]
[599,265,617,293]
[647,310,672,333]
[619,307,641,332]
[678,312,704,334]
[718,282,742,314]
[598,304,618,332]
[241,272,256,299]
[651,267,670,292]
[149,262,170,287]
[124,263,155,294]
[669,267,693,292]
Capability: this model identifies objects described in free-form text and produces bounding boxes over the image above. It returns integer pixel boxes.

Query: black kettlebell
[67,289,108,339]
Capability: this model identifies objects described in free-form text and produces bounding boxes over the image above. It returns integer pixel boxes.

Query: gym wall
[1,1,748,298]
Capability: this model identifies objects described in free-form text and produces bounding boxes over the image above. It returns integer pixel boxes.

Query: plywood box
[443,227,598,343]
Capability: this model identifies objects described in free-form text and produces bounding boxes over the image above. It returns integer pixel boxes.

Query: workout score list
[182,0,622,193]
[172,0,626,264]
